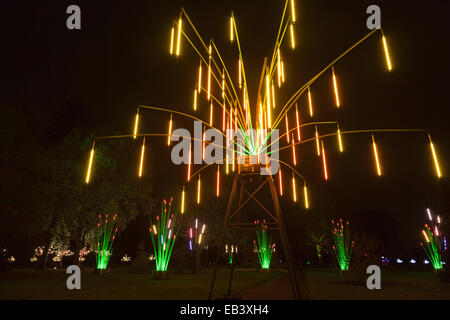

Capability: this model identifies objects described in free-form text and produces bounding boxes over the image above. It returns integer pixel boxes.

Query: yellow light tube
[382,35,392,71]
[85,142,95,184]
[321,140,328,181]
[308,86,313,117]
[167,114,173,146]
[304,182,309,209]
[138,137,145,178]
[428,134,442,178]
[181,186,185,214]
[291,0,296,23]
[209,101,213,126]
[176,17,182,56]
[295,104,301,142]
[170,26,174,55]
[277,48,282,87]
[292,173,297,202]
[279,168,283,196]
[372,134,382,176]
[238,59,242,89]
[422,230,430,243]
[337,125,343,152]
[285,114,290,143]
[315,126,320,156]
[187,143,192,181]
[230,16,234,42]
[272,83,276,108]
[332,66,340,108]
[290,23,295,49]
[133,112,139,139]
[198,61,202,94]
[207,45,211,100]
[193,89,197,111]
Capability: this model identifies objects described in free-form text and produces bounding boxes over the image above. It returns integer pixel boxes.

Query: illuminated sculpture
[84,0,444,298]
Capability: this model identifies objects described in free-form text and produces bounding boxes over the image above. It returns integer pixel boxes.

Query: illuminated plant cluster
[96,213,118,270]
[188,218,206,251]
[149,198,179,272]
[331,219,354,272]
[225,244,238,264]
[254,220,275,270]
[420,208,446,271]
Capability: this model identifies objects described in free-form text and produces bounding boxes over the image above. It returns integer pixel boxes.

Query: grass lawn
[0,267,449,300]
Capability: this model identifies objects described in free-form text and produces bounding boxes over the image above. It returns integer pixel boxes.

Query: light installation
[254,220,275,270]
[96,213,118,270]
[420,208,445,271]
[225,244,238,264]
[188,218,206,252]
[331,219,354,272]
[149,198,179,272]
[81,0,445,298]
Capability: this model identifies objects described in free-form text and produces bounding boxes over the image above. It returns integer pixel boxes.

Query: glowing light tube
[230,16,234,42]
[272,83,276,108]
[198,60,202,94]
[193,89,197,111]
[277,48,282,87]
[170,26,174,55]
[181,186,185,214]
[291,0,296,23]
[292,173,297,202]
[208,44,212,100]
[176,17,182,56]
[321,140,328,181]
[382,35,392,71]
[167,114,173,146]
[266,73,271,127]
[303,181,309,209]
[315,126,320,156]
[138,137,145,177]
[290,23,295,49]
[197,174,201,204]
[279,168,283,196]
[216,165,220,197]
[238,59,242,89]
[295,104,301,142]
[133,112,139,139]
[308,86,313,117]
[427,208,432,221]
[187,143,192,181]
[209,101,213,126]
[332,66,340,108]
[372,134,382,176]
[85,142,95,184]
[285,114,290,143]
[222,104,226,131]
[291,134,297,166]
[337,125,343,152]
[422,230,430,243]
[428,134,442,178]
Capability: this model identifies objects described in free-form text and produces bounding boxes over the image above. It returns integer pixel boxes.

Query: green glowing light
[96,213,118,270]
[420,209,444,271]
[254,222,275,270]
[149,198,179,272]
[331,219,354,271]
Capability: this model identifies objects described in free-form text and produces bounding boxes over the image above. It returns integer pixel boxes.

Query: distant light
[396,258,403,264]
[424,259,429,265]
[410,259,416,264]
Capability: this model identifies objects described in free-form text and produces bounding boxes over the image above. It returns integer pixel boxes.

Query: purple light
[189,240,192,251]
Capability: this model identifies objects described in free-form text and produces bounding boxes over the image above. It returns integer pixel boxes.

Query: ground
[1,267,449,300]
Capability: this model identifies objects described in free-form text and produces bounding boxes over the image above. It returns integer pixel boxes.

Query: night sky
[3,1,450,252]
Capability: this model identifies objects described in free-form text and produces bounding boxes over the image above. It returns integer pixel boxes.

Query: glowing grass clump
[96,213,118,270]
[254,221,275,270]
[149,198,179,273]
[420,208,445,271]
[331,219,354,271]
[225,244,238,264]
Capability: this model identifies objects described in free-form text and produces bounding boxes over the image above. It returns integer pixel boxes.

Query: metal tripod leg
[267,175,307,299]
[208,174,238,300]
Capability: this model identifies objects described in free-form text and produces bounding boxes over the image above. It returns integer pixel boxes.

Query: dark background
[1,0,449,259]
